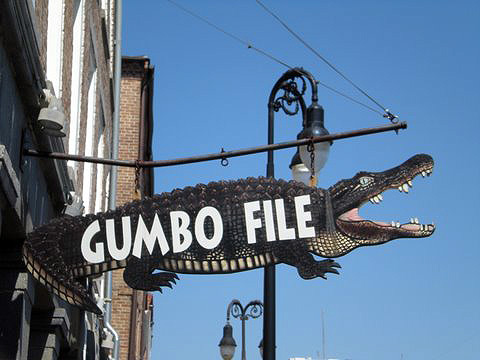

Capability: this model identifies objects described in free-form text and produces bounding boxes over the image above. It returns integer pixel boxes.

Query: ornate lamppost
[219,299,264,360]
[264,68,330,360]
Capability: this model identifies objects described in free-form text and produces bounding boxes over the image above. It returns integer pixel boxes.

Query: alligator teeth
[370,198,375,204]
[407,180,413,187]
[398,186,403,192]
[377,194,383,201]
[410,218,414,224]
[391,221,396,227]
[396,222,401,228]
[422,171,427,177]
[414,217,419,224]
[402,184,409,193]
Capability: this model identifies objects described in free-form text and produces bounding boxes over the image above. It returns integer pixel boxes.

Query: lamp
[265,68,329,359]
[219,323,237,360]
[289,150,311,186]
[298,101,330,176]
[38,89,66,137]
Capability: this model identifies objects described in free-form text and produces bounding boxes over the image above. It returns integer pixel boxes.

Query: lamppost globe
[219,323,237,360]
[298,102,330,174]
[289,151,312,186]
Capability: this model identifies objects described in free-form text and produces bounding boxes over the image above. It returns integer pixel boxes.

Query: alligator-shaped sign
[24,154,435,314]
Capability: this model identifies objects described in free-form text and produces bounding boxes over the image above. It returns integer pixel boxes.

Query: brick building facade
[0,0,122,358]
[111,56,155,360]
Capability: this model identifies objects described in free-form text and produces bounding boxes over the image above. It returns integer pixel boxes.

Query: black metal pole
[263,67,329,360]
[241,315,247,360]
[264,69,294,360]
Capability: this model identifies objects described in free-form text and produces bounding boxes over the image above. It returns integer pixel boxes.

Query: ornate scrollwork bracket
[268,67,319,128]
[227,299,264,321]
[273,75,307,117]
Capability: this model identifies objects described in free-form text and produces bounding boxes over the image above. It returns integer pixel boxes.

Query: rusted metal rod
[24,122,406,168]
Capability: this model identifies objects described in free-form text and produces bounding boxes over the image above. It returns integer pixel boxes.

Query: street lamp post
[264,68,330,360]
[219,299,264,360]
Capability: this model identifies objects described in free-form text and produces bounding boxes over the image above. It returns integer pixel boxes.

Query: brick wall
[34,0,48,71]
[62,0,73,139]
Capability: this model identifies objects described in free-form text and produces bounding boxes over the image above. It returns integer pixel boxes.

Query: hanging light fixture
[219,323,237,360]
[37,88,66,137]
[298,101,330,176]
[289,150,311,186]
[258,338,264,359]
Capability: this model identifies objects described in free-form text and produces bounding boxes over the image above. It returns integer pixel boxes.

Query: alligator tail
[23,217,102,315]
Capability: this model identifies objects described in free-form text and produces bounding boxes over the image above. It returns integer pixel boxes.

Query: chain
[134,160,141,195]
[307,140,316,186]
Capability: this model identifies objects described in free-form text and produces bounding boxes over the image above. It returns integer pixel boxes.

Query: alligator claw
[326,267,340,275]
[151,272,178,289]
[296,259,342,280]
[317,259,341,278]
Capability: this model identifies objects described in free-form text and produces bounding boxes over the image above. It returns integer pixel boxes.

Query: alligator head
[311,154,435,258]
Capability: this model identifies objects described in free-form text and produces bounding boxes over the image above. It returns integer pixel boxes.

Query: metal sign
[23,154,435,314]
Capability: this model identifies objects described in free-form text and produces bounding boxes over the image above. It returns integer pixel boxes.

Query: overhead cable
[165,0,391,118]
[255,0,398,122]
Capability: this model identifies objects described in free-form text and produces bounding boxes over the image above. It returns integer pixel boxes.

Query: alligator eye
[359,176,374,186]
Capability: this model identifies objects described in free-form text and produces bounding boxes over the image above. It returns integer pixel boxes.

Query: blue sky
[122,1,479,359]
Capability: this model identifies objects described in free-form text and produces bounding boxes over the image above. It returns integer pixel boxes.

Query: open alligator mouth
[336,154,435,240]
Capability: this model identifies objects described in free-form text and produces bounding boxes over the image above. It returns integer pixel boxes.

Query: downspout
[104,0,122,359]
[129,58,152,360]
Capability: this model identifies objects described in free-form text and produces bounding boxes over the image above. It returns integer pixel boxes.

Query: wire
[316,80,384,116]
[165,0,390,118]
[255,0,397,121]
[166,0,291,68]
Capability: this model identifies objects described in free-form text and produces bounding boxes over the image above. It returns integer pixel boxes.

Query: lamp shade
[289,151,312,186]
[38,96,66,137]
[299,102,330,173]
[219,323,236,360]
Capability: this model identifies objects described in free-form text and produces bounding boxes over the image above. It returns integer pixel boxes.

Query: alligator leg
[123,257,178,292]
[274,245,341,280]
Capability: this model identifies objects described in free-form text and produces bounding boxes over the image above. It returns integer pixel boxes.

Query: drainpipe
[104,0,122,359]
[128,59,153,360]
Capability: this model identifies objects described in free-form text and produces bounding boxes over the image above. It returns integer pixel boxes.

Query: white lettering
[195,206,223,249]
[132,214,170,258]
[106,217,132,260]
[244,201,262,244]
[171,211,193,253]
[275,199,296,240]
[81,220,104,263]
[80,194,318,263]
[294,195,316,238]
[262,200,276,242]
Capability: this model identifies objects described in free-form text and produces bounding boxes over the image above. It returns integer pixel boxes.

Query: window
[68,0,83,160]
[82,50,97,213]
[46,0,64,97]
